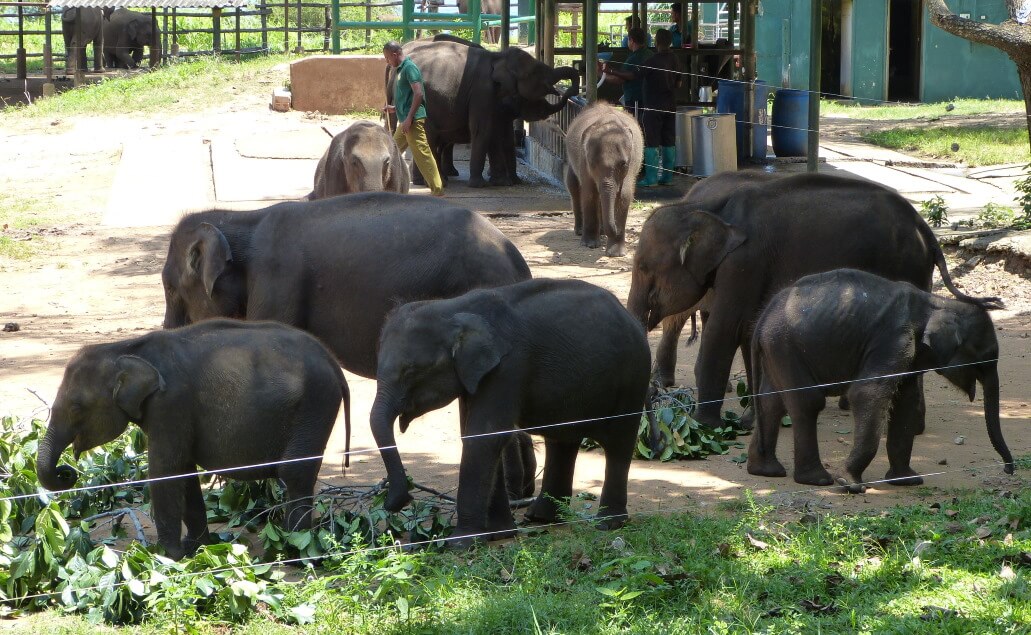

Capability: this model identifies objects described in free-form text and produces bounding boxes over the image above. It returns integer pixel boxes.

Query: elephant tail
[341,376,352,469]
[920,220,1005,310]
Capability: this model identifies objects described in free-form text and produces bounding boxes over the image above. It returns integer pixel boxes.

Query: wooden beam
[585,0,598,101]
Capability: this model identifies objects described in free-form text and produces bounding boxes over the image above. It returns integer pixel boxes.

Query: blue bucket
[715,79,769,161]
[770,88,809,157]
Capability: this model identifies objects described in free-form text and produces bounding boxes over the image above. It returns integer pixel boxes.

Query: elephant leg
[913,374,926,435]
[692,319,739,429]
[840,381,894,493]
[786,389,832,486]
[838,395,851,411]
[604,191,631,258]
[525,439,579,524]
[485,455,517,541]
[502,432,536,500]
[654,312,689,387]
[452,434,509,549]
[565,166,583,236]
[594,420,636,530]
[149,462,187,560]
[467,131,490,188]
[736,339,757,432]
[747,379,788,478]
[884,376,924,486]
[181,474,211,556]
[579,181,601,249]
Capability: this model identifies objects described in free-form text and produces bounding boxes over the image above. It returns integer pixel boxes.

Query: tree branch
[926,0,1031,54]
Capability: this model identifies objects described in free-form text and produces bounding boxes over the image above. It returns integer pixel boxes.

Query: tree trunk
[926,0,1031,152]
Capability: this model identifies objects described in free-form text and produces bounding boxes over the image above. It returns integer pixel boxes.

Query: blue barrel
[715,79,768,161]
[771,88,809,157]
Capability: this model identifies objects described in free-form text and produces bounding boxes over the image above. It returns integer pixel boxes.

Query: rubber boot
[658,146,676,185]
[637,147,659,188]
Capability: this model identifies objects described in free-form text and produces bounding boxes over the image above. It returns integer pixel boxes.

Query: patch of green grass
[863,126,1030,167]
[0,191,59,260]
[6,472,1030,634]
[821,97,1025,121]
[4,54,290,119]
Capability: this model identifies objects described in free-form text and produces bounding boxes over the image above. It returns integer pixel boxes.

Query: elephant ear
[127,18,138,41]
[186,222,233,297]
[113,355,165,421]
[679,211,747,285]
[490,54,519,97]
[451,312,510,395]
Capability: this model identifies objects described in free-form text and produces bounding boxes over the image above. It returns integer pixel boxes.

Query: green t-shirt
[622,48,654,105]
[395,57,428,122]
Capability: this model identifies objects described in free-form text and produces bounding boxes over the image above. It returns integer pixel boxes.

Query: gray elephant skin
[161,192,537,498]
[627,173,1000,431]
[748,268,1013,491]
[371,279,655,549]
[388,38,579,188]
[62,7,105,72]
[104,8,159,69]
[564,102,643,257]
[310,121,411,199]
[650,170,782,388]
[36,320,350,560]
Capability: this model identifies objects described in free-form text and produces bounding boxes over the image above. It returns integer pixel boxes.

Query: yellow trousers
[394,119,444,195]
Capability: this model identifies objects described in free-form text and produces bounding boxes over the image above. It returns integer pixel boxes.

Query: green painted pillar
[331,0,340,53]
[469,0,482,44]
[521,0,534,44]
[402,0,414,42]
[807,0,820,172]
[585,0,598,101]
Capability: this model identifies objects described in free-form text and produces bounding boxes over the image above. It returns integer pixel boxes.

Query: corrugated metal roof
[49,0,249,8]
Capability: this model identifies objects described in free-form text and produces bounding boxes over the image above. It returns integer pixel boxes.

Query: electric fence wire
[0,358,1011,505]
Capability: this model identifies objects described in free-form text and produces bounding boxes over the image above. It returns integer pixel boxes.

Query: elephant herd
[35,57,1017,558]
[61,7,159,72]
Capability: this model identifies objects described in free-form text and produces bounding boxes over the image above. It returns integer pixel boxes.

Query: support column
[807,0,821,172]
[542,0,555,66]
[501,0,510,48]
[213,7,222,54]
[585,0,598,102]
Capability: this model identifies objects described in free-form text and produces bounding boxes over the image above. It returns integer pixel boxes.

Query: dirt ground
[2,80,1030,538]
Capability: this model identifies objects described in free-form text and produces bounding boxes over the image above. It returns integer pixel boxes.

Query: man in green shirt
[383,41,444,196]
[601,27,653,124]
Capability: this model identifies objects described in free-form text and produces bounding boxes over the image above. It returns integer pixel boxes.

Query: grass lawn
[864,126,1030,167]
[4,476,1030,634]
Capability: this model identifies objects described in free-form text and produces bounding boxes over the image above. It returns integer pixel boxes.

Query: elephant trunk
[980,365,1014,474]
[551,66,581,93]
[626,281,651,331]
[36,421,79,492]
[599,178,620,245]
[370,390,414,512]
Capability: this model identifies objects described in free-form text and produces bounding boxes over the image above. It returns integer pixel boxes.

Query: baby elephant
[371,279,655,549]
[36,319,351,560]
[310,121,410,199]
[748,269,1013,492]
[564,102,644,257]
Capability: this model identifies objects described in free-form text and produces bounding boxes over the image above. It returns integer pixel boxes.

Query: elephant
[371,279,655,549]
[420,0,506,43]
[62,7,105,73]
[310,121,410,199]
[748,268,1013,492]
[36,319,351,560]
[651,170,783,388]
[161,192,537,499]
[564,102,644,257]
[627,173,1002,431]
[388,37,579,188]
[104,8,160,69]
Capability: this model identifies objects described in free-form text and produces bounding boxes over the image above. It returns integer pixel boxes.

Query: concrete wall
[290,55,387,115]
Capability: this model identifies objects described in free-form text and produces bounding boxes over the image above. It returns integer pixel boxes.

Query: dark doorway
[888,0,922,102]
[820,0,843,96]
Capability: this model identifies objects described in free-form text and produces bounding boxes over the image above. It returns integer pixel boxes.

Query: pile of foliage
[0,415,452,625]
[584,383,749,461]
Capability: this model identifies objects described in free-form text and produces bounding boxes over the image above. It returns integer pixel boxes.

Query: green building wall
[755,0,1021,103]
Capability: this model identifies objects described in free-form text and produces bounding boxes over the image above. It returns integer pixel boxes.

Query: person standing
[670,4,693,48]
[382,41,444,196]
[601,27,653,125]
[638,29,681,187]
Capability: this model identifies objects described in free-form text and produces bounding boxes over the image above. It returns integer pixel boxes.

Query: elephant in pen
[36,320,350,560]
[627,173,1002,432]
[160,193,539,500]
[748,269,1013,491]
[370,279,656,549]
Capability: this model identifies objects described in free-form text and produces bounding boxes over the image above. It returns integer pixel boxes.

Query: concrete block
[290,55,388,115]
[271,87,292,112]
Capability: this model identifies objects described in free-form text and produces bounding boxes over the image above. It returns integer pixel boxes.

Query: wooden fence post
[213,7,222,54]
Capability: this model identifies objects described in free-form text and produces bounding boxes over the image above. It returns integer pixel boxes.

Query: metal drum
[674,106,704,168]
[691,113,737,177]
